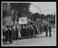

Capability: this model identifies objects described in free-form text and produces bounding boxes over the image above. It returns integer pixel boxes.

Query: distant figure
[48,23,52,37]
[18,25,22,39]
[30,24,33,38]
[16,24,19,40]
[5,26,9,43]
[39,24,42,33]
[33,25,37,37]
[2,25,6,43]
[44,24,48,37]
[9,27,12,43]
[27,24,33,38]
[12,25,16,40]
[20,25,23,36]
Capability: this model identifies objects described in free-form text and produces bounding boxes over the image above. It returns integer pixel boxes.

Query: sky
[29,2,56,15]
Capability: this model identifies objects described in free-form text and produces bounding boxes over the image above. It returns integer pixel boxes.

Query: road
[2,28,56,46]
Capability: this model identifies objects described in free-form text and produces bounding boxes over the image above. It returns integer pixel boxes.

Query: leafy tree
[10,3,30,23]
[32,13,40,21]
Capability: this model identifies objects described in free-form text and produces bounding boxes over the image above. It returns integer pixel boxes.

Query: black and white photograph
[1,1,56,46]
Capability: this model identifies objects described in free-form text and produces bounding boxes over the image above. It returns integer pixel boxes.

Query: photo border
[1,1,57,47]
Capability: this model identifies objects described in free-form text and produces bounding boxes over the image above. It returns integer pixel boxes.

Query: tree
[40,14,45,19]
[3,3,11,19]
[3,3,30,25]
[10,3,30,16]
[10,3,30,23]
[32,13,40,21]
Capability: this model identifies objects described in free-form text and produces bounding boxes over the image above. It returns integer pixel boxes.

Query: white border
[1,1,57,46]
[1,1,3,46]
[2,1,56,3]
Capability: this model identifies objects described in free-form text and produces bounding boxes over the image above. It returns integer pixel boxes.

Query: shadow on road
[18,35,47,40]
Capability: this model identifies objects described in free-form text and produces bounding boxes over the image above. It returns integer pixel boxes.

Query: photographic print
[1,1,56,46]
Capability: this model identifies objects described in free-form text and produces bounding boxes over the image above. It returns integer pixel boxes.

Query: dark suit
[44,25,48,36]
[33,26,38,35]
[49,25,51,37]
[26,28,29,38]
[6,29,12,43]
[15,28,18,40]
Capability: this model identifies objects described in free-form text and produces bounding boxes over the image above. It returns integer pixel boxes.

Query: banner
[19,17,27,24]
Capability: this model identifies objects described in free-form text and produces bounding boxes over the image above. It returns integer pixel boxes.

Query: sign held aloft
[19,17,27,24]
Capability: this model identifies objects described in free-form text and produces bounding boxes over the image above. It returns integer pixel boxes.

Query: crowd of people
[2,22,52,44]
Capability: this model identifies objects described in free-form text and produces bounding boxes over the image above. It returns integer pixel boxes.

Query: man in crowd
[4,26,8,43]
[29,24,33,38]
[44,22,52,37]
[26,24,29,38]
[15,23,19,40]
[48,23,52,37]
[33,24,38,37]
[39,23,42,34]
[44,24,48,37]
[12,25,16,40]
[8,26,12,43]
[18,25,22,39]
[16,23,22,39]
[20,25,23,37]
[2,25,7,44]
[6,26,12,43]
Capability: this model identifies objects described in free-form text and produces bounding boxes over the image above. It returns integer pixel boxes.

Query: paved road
[2,28,56,46]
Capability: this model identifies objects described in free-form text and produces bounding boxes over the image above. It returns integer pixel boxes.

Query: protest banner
[19,17,27,24]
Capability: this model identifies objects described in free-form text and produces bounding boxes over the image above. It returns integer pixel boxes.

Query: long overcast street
[3,28,56,46]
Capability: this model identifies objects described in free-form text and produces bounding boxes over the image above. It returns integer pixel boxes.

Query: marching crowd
[2,22,52,44]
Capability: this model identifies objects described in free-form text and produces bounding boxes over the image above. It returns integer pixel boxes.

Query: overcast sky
[29,2,56,15]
